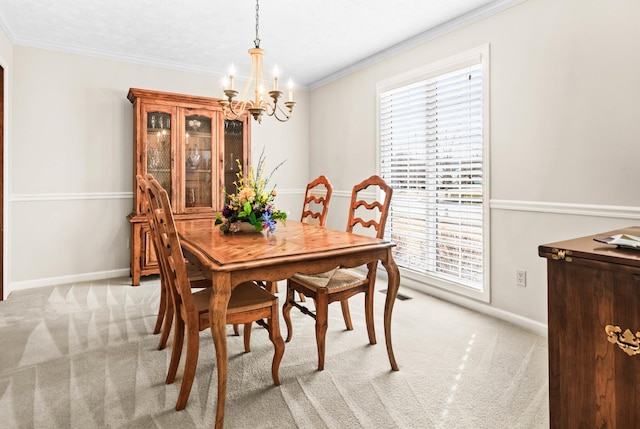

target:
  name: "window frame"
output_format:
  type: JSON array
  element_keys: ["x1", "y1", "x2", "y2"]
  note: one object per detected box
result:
[{"x1": 376, "y1": 44, "x2": 491, "y2": 302}]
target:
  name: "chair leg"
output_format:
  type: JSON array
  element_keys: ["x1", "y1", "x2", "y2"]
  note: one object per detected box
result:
[
  {"x1": 154, "y1": 278, "x2": 167, "y2": 334},
  {"x1": 158, "y1": 293, "x2": 175, "y2": 350},
  {"x1": 166, "y1": 315, "x2": 184, "y2": 384},
  {"x1": 364, "y1": 289, "x2": 377, "y2": 345},
  {"x1": 283, "y1": 283, "x2": 295, "y2": 343},
  {"x1": 267, "y1": 304, "x2": 284, "y2": 385},
  {"x1": 233, "y1": 324, "x2": 240, "y2": 336},
  {"x1": 266, "y1": 281, "x2": 278, "y2": 294},
  {"x1": 243, "y1": 322, "x2": 252, "y2": 352},
  {"x1": 340, "y1": 299, "x2": 354, "y2": 331},
  {"x1": 298, "y1": 292, "x2": 306, "y2": 302},
  {"x1": 315, "y1": 293, "x2": 329, "y2": 371},
  {"x1": 175, "y1": 323, "x2": 200, "y2": 411}
]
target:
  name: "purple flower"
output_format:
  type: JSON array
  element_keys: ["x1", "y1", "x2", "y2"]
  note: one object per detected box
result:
[{"x1": 261, "y1": 212, "x2": 276, "y2": 233}]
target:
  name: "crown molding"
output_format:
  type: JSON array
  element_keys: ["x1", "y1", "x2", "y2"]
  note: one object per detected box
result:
[
  {"x1": 16, "y1": 36, "x2": 222, "y2": 77},
  {"x1": 308, "y1": 0, "x2": 526, "y2": 89},
  {"x1": 0, "y1": 7, "x2": 16, "y2": 42}
]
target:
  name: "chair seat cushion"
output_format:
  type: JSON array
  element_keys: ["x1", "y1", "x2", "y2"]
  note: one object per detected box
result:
[
  {"x1": 192, "y1": 281, "x2": 277, "y2": 315},
  {"x1": 228, "y1": 281, "x2": 278, "y2": 313},
  {"x1": 292, "y1": 268, "x2": 366, "y2": 293}
]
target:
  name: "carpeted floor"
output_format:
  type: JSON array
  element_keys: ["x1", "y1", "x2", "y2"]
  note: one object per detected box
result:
[{"x1": 0, "y1": 277, "x2": 549, "y2": 428}]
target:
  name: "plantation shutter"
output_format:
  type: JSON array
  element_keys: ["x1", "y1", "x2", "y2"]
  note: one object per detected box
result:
[{"x1": 379, "y1": 63, "x2": 484, "y2": 290}]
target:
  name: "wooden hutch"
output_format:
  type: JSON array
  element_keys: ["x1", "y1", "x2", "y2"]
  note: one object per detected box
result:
[{"x1": 127, "y1": 88, "x2": 250, "y2": 285}]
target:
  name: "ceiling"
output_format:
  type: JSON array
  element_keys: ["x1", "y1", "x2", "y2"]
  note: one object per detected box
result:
[{"x1": 0, "y1": 0, "x2": 512, "y2": 89}]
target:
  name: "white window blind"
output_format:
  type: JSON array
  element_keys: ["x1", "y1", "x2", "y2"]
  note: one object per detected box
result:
[{"x1": 379, "y1": 62, "x2": 485, "y2": 292}]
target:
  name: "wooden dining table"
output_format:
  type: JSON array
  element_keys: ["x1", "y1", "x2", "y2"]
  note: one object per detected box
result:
[{"x1": 175, "y1": 218, "x2": 401, "y2": 429}]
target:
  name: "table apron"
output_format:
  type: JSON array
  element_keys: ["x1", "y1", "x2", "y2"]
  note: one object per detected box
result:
[{"x1": 183, "y1": 246, "x2": 392, "y2": 287}]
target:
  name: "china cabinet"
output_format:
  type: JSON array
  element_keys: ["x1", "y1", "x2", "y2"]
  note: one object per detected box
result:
[{"x1": 127, "y1": 88, "x2": 250, "y2": 285}]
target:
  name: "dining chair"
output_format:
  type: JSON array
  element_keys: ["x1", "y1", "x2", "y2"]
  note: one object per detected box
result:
[
  {"x1": 300, "y1": 175, "x2": 333, "y2": 226},
  {"x1": 136, "y1": 175, "x2": 213, "y2": 350},
  {"x1": 282, "y1": 175, "x2": 392, "y2": 370},
  {"x1": 263, "y1": 175, "x2": 333, "y2": 299},
  {"x1": 144, "y1": 175, "x2": 285, "y2": 410},
  {"x1": 140, "y1": 174, "x2": 247, "y2": 347}
]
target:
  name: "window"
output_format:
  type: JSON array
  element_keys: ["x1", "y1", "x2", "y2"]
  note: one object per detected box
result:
[{"x1": 377, "y1": 46, "x2": 490, "y2": 301}]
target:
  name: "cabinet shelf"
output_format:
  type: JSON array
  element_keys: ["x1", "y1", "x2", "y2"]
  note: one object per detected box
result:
[{"x1": 185, "y1": 130, "x2": 210, "y2": 138}]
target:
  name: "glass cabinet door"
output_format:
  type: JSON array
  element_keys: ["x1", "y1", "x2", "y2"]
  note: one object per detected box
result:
[
  {"x1": 183, "y1": 111, "x2": 215, "y2": 210},
  {"x1": 223, "y1": 120, "x2": 245, "y2": 196},
  {"x1": 144, "y1": 107, "x2": 173, "y2": 201}
]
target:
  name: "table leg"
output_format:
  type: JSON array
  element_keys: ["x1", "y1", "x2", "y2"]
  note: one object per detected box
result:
[
  {"x1": 382, "y1": 250, "x2": 400, "y2": 371},
  {"x1": 210, "y1": 273, "x2": 231, "y2": 429}
]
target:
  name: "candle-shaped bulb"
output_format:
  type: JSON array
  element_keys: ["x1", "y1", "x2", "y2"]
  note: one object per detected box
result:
[
  {"x1": 288, "y1": 79, "x2": 294, "y2": 102},
  {"x1": 273, "y1": 65, "x2": 279, "y2": 91},
  {"x1": 228, "y1": 64, "x2": 235, "y2": 90}
]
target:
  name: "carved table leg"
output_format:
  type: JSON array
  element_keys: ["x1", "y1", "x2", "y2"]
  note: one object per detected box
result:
[
  {"x1": 210, "y1": 273, "x2": 231, "y2": 429},
  {"x1": 383, "y1": 250, "x2": 400, "y2": 371}
]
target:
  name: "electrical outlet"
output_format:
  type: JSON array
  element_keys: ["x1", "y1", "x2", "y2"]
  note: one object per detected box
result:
[{"x1": 516, "y1": 270, "x2": 527, "y2": 287}]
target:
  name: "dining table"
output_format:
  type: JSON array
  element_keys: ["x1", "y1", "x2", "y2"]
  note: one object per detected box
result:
[{"x1": 175, "y1": 218, "x2": 401, "y2": 429}]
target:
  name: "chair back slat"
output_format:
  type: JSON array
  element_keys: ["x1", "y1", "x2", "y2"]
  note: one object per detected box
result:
[
  {"x1": 347, "y1": 175, "x2": 393, "y2": 239},
  {"x1": 300, "y1": 175, "x2": 333, "y2": 226},
  {"x1": 137, "y1": 174, "x2": 170, "y2": 286},
  {"x1": 145, "y1": 175, "x2": 196, "y2": 314}
]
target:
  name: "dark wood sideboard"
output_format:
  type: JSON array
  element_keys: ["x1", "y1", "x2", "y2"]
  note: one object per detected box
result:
[{"x1": 539, "y1": 226, "x2": 640, "y2": 428}]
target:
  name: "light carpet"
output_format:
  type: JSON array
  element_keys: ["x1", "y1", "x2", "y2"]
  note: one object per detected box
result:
[{"x1": 0, "y1": 277, "x2": 549, "y2": 428}]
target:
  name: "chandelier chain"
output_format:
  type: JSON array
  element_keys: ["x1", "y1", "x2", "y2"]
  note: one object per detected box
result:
[{"x1": 254, "y1": 0, "x2": 261, "y2": 48}]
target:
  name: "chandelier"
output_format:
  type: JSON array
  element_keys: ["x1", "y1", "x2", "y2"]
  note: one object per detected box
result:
[{"x1": 219, "y1": 0, "x2": 296, "y2": 123}]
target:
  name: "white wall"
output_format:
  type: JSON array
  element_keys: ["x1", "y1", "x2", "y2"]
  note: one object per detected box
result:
[
  {"x1": 309, "y1": 0, "x2": 640, "y2": 329},
  {"x1": 8, "y1": 47, "x2": 309, "y2": 295}
]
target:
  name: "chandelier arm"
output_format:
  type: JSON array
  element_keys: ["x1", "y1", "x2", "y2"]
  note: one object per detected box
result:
[
  {"x1": 228, "y1": 101, "x2": 245, "y2": 117},
  {"x1": 223, "y1": 99, "x2": 250, "y2": 120},
  {"x1": 265, "y1": 102, "x2": 292, "y2": 122},
  {"x1": 222, "y1": 106, "x2": 241, "y2": 121}
]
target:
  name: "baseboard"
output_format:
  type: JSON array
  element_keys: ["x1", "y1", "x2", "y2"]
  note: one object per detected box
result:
[
  {"x1": 8, "y1": 269, "x2": 132, "y2": 295},
  {"x1": 375, "y1": 267, "x2": 548, "y2": 338},
  {"x1": 403, "y1": 279, "x2": 548, "y2": 337}
]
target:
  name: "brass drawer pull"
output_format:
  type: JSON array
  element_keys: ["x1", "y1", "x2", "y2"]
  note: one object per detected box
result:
[
  {"x1": 605, "y1": 325, "x2": 640, "y2": 356},
  {"x1": 550, "y1": 248, "x2": 572, "y2": 262}
]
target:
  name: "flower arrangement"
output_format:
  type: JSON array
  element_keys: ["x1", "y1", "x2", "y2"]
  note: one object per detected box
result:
[{"x1": 215, "y1": 150, "x2": 287, "y2": 233}]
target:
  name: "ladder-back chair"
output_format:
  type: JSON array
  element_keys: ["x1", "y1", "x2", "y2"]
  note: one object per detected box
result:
[
  {"x1": 282, "y1": 175, "x2": 392, "y2": 370},
  {"x1": 136, "y1": 175, "x2": 211, "y2": 350},
  {"x1": 144, "y1": 175, "x2": 285, "y2": 410}
]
